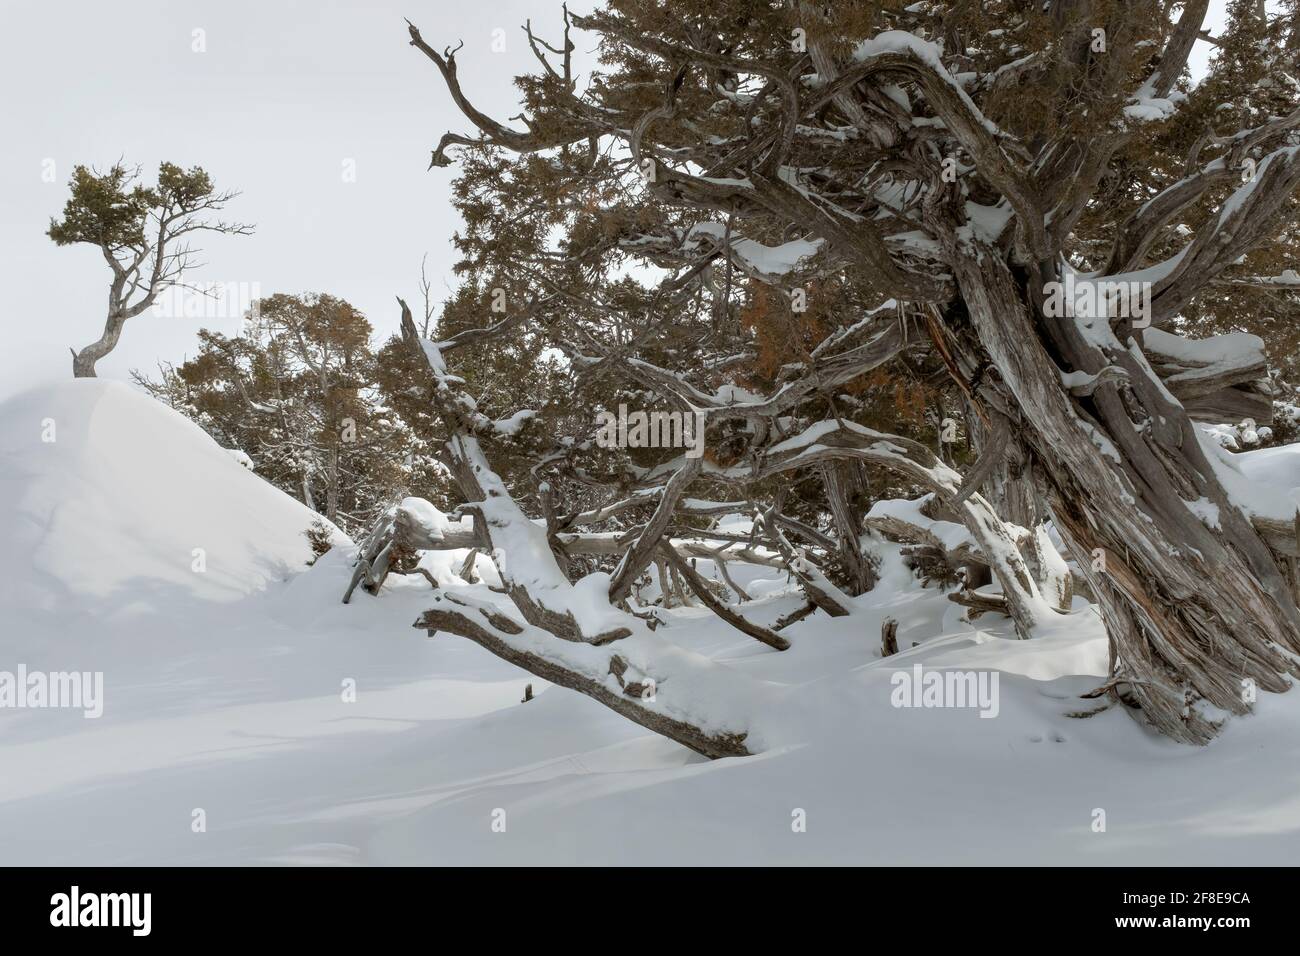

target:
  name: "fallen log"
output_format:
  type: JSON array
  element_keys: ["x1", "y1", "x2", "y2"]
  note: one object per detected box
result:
[{"x1": 658, "y1": 543, "x2": 790, "y2": 651}]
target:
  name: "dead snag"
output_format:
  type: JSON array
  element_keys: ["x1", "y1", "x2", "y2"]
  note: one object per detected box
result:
[
  {"x1": 881, "y1": 617, "x2": 899, "y2": 657},
  {"x1": 659, "y1": 543, "x2": 790, "y2": 651}
]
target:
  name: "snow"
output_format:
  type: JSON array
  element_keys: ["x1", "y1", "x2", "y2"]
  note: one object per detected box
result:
[
  {"x1": 1060, "y1": 369, "x2": 1100, "y2": 389},
  {"x1": 1184, "y1": 496, "x2": 1222, "y2": 531},
  {"x1": 400, "y1": 497, "x2": 465, "y2": 542},
  {"x1": 959, "y1": 200, "x2": 1014, "y2": 244},
  {"x1": 853, "y1": 31, "x2": 1006, "y2": 138},
  {"x1": 1230, "y1": 441, "x2": 1300, "y2": 518},
  {"x1": 0, "y1": 380, "x2": 345, "y2": 614},
  {"x1": 1142, "y1": 326, "x2": 1264, "y2": 366},
  {"x1": 225, "y1": 448, "x2": 255, "y2": 471},
  {"x1": 1198, "y1": 431, "x2": 1300, "y2": 522},
  {"x1": 1201, "y1": 419, "x2": 1269, "y2": 452},
  {"x1": 7, "y1": 381, "x2": 1300, "y2": 864},
  {"x1": 686, "y1": 222, "x2": 823, "y2": 278},
  {"x1": 1123, "y1": 99, "x2": 1176, "y2": 123},
  {"x1": 1215, "y1": 146, "x2": 1300, "y2": 228},
  {"x1": 492, "y1": 409, "x2": 537, "y2": 437},
  {"x1": 1123, "y1": 76, "x2": 1178, "y2": 124},
  {"x1": 867, "y1": 494, "x2": 975, "y2": 552}
]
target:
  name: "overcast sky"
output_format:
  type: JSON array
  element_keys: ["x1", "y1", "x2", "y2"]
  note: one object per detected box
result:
[
  {"x1": 0, "y1": 1, "x2": 1226, "y2": 399},
  {"x1": 0, "y1": 0, "x2": 599, "y2": 397}
]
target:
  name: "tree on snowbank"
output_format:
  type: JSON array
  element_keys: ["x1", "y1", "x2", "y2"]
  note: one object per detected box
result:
[{"x1": 48, "y1": 161, "x2": 251, "y2": 378}]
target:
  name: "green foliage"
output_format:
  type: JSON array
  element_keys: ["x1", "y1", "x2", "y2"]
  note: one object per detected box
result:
[
  {"x1": 47, "y1": 164, "x2": 155, "y2": 250},
  {"x1": 304, "y1": 519, "x2": 335, "y2": 565},
  {"x1": 48, "y1": 161, "x2": 221, "y2": 250}
]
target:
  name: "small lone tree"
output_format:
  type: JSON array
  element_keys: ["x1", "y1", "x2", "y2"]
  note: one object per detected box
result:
[{"x1": 48, "y1": 161, "x2": 252, "y2": 377}]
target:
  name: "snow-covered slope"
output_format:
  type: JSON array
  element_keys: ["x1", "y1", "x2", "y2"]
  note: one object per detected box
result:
[
  {"x1": 1236, "y1": 441, "x2": 1300, "y2": 509},
  {"x1": 0, "y1": 380, "x2": 340, "y2": 616},
  {"x1": 3, "y1": 382, "x2": 1300, "y2": 865}
]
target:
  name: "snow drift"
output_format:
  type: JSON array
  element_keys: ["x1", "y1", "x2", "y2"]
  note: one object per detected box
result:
[
  {"x1": 0, "y1": 379, "x2": 341, "y2": 616},
  {"x1": 2, "y1": 380, "x2": 1300, "y2": 864}
]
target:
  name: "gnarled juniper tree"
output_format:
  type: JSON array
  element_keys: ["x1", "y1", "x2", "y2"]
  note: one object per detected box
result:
[
  {"x1": 49, "y1": 161, "x2": 251, "y2": 378},
  {"x1": 390, "y1": 0, "x2": 1300, "y2": 746}
]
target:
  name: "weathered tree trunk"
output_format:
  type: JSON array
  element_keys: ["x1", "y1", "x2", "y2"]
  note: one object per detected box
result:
[
  {"x1": 326, "y1": 446, "x2": 340, "y2": 524},
  {"x1": 71, "y1": 313, "x2": 127, "y2": 378},
  {"x1": 881, "y1": 617, "x2": 899, "y2": 657},
  {"x1": 967, "y1": 408, "x2": 1037, "y2": 530},
  {"x1": 950, "y1": 247, "x2": 1300, "y2": 742},
  {"x1": 821, "y1": 460, "x2": 878, "y2": 595},
  {"x1": 393, "y1": 299, "x2": 758, "y2": 758},
  {"x1": 964, "y1": 410, "x2": 1071, "y2": 611},
  {"x1": 417, "y1": 593, "x2": 750, "y2": 758}
]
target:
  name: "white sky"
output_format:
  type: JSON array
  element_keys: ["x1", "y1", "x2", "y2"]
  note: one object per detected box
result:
[
  {"x1": 0, "y1": 0, "x2": 597, "y2": 396},
  {"x1": 0, "y1": 1, "x2": 1228, "y2": 399}
]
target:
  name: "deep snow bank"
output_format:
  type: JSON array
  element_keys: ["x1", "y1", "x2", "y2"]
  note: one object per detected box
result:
[
  {"x1": 3, "y1": 378, "x2": 1300, "y2": 865},
  {"x1": 1235, "y1": 441, "x2": 1300, "y2": 510},
  {"x1": 0, "y1": 379, "x2": 342, "y2": 614}
]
